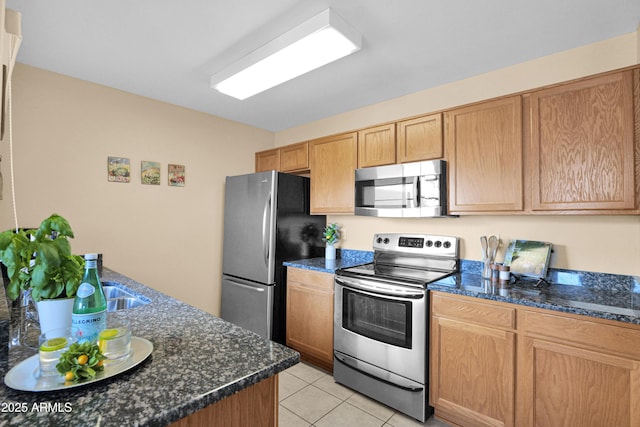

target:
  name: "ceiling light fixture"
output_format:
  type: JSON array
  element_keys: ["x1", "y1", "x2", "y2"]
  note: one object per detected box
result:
[{"x1": 210, "y1": 9, "x2": 361, "y2": 100}]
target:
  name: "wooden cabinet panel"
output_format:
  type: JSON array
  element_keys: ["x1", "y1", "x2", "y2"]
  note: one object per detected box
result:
[
  {"x1": 358, "y1": 123, "x2": 396, "y2": 167},
  {"x1": 286, "y1": 268, "x2": 334, "y2": 372},
  {"x1": 255, "y1": 149, "x2": 280, "y2": 172},
  {"x1": 280, "y1": 142, "x2": 309, "y2": 172},
  {"x1": 431, "y1": 316, "x2": 516, "y2": 427},
  {"x1": 446, "y1": 96, "x2": 524, "y2": 213},
  {"x1": 431, "y1": 292, "x2": 516, "y2": 330},
  {"x1": 519, "y1": 337, "x2": 640, "y2": 427},
  {"x1": 397, "y1": 113, "x2": 443, "y2": 162},
  {"x1": 309, "y1": 132, "x2": 358, "y2": 214},
  {"x1": 170, "y1": 375, "x2": 277, "y2": 427},
  {"x1": 522, "y1": 310, "x2": 640, "y2": 359},
  {"x1": 529, "y1": 71, "x2": 635, "y2": 211}
]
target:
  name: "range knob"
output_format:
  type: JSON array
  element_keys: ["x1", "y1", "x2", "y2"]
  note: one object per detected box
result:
[
  {"x1": 376, "y1": 237, "x2": 383, "y2": 244},
  {"x1": 425, "y1": 240, "x2": 433, "y2": 247},
  {"x1": 383, "y1": 238, "x2": 390, "y2": 244},
  {"x1": 434, "y1": 240, "x2": 442, "y2": 248},
  {"x1": 443, "y1": 241, "x2": 452, "y2": 249}
]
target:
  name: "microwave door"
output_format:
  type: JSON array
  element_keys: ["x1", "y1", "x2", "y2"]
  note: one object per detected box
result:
[
  {"x1": 418, "y1": 175, "x2": 444, "y2": 216},
  {"x1": 355, "y1": 176, "x2": 420, "y2": 217}
]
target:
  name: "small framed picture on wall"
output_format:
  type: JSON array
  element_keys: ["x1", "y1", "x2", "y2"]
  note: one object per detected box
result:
[
  {"x1": 141, "y1": 161, "x2": 161, "y2": 185},
  {"x1": 168, "y1": 164, "x2": 185, "y2": 187},
  {"x1": 107, "y1": 157, "x2": 130, "y2": 183}
]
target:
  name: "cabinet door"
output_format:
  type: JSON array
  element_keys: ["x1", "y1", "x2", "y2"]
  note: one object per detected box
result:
[
  {"x1": 431, "y1": 293, "x2": 516, "y2": 427},
  {"x1": 358, "y1": 124, "x2": 396, "y2": 167},
  {"x1": 431, "y1": 316, "x2": 516, "y2": 427},
  {"x1": 519, "y1": 309, "x2": 640, "y2": 427},
  {"x1": 529, "y1": 71, "x2": 635, "y2": 211},
  {"x1": 255, "y1": 149, "x2": 280, "y2": 172},
  {"x1": 310, "y1": 132, "x2": 358, "y2": 214},
  {"x1": 280, "y1": 142, "x2": 309, "y2": 172},
  {"x1": 519, "y1": 338, "x2": 640, "y2": 427},
  {"x1": 286, "y1": 268, "x2": 334, "y2": 372},
  {"x1": 446, "y1": 96, "x2": 523, "y2": 213},
  {"x1": 397, "y1": 113, "x2": 443, "y2": 162}
]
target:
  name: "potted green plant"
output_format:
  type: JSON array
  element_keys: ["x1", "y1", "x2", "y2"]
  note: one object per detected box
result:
[
  {"x1": 322, "y1": 223, "x2": 341, "y2": 260},
  {"x1": 0, "y1": 214, "x2": 84, "y2": 332}
]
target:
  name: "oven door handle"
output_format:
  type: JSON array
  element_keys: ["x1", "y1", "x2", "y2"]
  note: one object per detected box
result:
[
  {"x1": 334, "y1": 352, "x2": 424, "y2": 392},
  {"x1": 335, "y1": 277, "x2": 425, "y2": 299}
]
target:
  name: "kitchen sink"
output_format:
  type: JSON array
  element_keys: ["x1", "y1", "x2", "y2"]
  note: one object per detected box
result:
[
  {"x1": 102, "y1": 282, "x2": 151, "y2": 312},
  {"x1": 107, "y1": 297, "x2": 147, "y2": 311}
]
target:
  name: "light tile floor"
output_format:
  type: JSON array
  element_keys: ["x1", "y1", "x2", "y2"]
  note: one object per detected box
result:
[{"x1": 279, "y1": 362, "x2": 451, "y2": 427}]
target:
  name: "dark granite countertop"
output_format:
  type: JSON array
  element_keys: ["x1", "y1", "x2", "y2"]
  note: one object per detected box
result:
[
  {"x1": 429, "y1": 260, "x2": 640, "y2": 325},
  {"x1": 283, "y1": 249, "x2": 373, "y2": 273},
  {"x1": 0, "y1": 268, "x2": 299, "y2": 426}
]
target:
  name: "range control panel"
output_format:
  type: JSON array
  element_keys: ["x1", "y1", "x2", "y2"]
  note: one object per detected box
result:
[{"x1": 373, "y1": 233, "x2": 459, "y2": 258}]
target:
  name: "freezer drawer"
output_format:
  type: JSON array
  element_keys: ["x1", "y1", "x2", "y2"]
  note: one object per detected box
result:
[{"x1": 220, "y1": 275, "x2": 274, "y2": 340}]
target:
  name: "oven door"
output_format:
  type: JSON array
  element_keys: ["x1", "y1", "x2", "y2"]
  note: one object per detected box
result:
[{"x1": 334, "y1": 275, "x2": 427, "y2": 384}]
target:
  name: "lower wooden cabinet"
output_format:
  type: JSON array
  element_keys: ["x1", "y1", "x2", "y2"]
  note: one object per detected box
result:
[
  {"x1": 431, "y1": 292, "x2": 516, "y2": 427},
  {"x1": 430, "y1": 291, "x2": 640, "y2": 427},
  {"x1": 169, "y1": 375, "x2": 278, "y2": 427},
  {"x1": 518, "y1": 310, "x2": 640, "y2": 427},
  {"x1": 286, "y1": 268, "x2": 334, "y2": 372}
]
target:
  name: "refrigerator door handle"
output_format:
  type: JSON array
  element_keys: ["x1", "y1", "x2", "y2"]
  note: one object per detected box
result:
[
  {"x1": 262, "y1": 194, "x2": 271, "y2": 267},
  {"x1": 225, "y1": 278, "x2": 266, "y2": 293}
]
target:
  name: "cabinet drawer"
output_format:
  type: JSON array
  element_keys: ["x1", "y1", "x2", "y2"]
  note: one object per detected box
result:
[
  {"x1": 522, "y1": 309, "x2": 640, "y2": 359},
  {"x1": 287, "y1": 268, "x2": 334, "y2": 293},
  {"x1": 431, "y1": 292, "x2": 516, "y2": 330}
]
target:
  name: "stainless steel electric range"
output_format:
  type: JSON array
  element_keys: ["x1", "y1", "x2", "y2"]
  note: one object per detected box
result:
[{"x1": 333, "y1": 233, "x2": 460, "y2": 422}]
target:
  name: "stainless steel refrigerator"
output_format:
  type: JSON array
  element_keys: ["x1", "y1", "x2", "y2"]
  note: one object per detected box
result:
[{"x1": 220, "y1": 171, "x2": 326, "y2": 344}]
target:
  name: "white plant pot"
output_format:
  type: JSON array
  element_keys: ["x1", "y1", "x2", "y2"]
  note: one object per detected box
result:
[
  {"x1": 36, "y1": 298, "x2": 74, "y2": 335},
  {"x1": 325, "y1": 244, "x2": 336, "y2": 260}
]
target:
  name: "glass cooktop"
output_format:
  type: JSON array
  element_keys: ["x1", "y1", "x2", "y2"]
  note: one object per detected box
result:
[{"x1": 338, "y1": 262, "x2": 454, "y2": 287}]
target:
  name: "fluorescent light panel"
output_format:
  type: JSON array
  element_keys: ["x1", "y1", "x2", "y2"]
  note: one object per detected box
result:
[{"x1": 211, "y1": 9, "x2": 361, "y2": 100}]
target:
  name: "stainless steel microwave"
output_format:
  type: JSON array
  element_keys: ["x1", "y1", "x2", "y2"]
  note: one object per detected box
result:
[{"x1": 354, "y1": 160, "x2": 450, "y2": 217}]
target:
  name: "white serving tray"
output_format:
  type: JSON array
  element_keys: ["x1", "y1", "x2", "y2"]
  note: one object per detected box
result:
[{"x1": 4, "y1": 336, "x2": 153, "y2": 392}]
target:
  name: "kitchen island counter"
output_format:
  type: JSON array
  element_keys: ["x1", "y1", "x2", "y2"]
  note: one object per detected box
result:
[{"x1": 0, "y1": 268, "x2": 298, "y2": 426}]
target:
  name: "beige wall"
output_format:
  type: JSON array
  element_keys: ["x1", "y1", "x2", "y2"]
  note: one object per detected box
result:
[
  {"x1": 0, "y1": 64, "x2": 274, "y2": 315},
  {"x1": 275, "y1": 31, "x2": 640, "y2": 276}
]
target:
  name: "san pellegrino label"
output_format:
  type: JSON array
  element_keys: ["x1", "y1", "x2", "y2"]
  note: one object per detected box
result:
[{"x1": 72, "y1": 254, "x2": 107, "y2": 343}]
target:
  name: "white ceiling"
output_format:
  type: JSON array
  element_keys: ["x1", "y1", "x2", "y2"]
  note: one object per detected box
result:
[{"x1": 6, "y1": 0, "x2": 640, "y2": 132}]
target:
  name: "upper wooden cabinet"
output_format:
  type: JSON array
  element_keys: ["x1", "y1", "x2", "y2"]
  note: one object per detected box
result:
[
  {"x1": 310, "y1": 132, "x2": 358, "y2": 214},
  {"x1": 397, "y1": 113, "x2": 444, "y2": 163},
  {"x1": 255, "y1": 148, "x2": 280, "y2": 172},
  {"x1": 280, "y1": 142, "x2": 309, "y2": 172},
  {"x1": 255, "y1": 142, "x2": 309, "y2": 173},
  {"x1": 357, "y1": 124, "x2": 396, "y2": 167},
  {"x1": 529, "y1": 70, "x2": 636, "y2": 212},
  {"x1": 446, "y1": 96, "x2": 524, "y2": 213}
]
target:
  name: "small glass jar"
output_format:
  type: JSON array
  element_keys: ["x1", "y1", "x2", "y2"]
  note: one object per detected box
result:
[
  {"x1": 490, "y1": 263, "x2": 500, "y2": 282},
  {"x1": 499, "y1": 264, "x2": 511, "y2": 285}
]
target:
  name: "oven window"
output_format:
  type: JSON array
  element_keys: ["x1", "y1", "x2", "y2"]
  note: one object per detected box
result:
[{"x1": 342, "y1": 288, "x2": 412, "y2": 349}]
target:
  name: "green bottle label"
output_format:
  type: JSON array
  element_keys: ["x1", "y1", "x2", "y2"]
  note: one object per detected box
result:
[{"x1": 72, "y1": 311, "x2": 106, "y2": 343}]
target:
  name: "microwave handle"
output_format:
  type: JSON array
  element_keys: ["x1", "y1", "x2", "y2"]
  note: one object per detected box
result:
[{"x1": 413, "y1": 176, "x2": 420, "y2": 207}]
